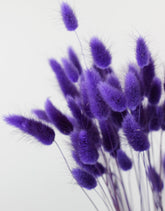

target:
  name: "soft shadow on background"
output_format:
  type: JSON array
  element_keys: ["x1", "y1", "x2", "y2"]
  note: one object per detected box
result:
[{"x1": 1, "y1": 0, "x2": 165, "y2": 210}]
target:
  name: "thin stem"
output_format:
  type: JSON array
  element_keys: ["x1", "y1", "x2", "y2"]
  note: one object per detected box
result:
[
  {"x1": 75, "y1": 31, "x2": 88, "y2": 69},
  {"x1": 115, "y1": 159, "x2": 131, "y2": 211},
  {"x1": 97, "y1": 179, "x2": 112, "y2": 209},
  {"x1": 94, "y1": 188, "x2": 112, "y2": 211},
  {"x1": 54, "y1": 141, "x2": 99, "y2": 211}
]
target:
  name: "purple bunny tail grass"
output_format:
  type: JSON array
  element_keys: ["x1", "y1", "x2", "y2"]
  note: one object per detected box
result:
[
  {"x1": 122, "y1": 113, "x2": 150, "y2": 151},
  {"x1": 72, "y1": 168, "x2": 97, "y2": 190},
  {"x1": 85, "y1": 70, "x2": 109, "y2": 119},
  {"x1": 45, "y1": 99, "x2": 73, "y2": 135},
  {"x1": 67, "y1": 96, "x2": 92, "y2": 130},
  {"x1": 72, "y1": 151, "x2": 105, "y2": 177},
  {"x1": 98, "y1": 82, "x2": 126, "y2": 112},
  {"x1": 141, "y1": 58, "x2": 155, "y2": 96},
  {"x1": 5, "y1": 115, "x2": 55, "y2": 145},
  {"x1": 90, "y1": 37, "x2": 111, "y2": 69},
  {"x1": 99, "y1": 119, "x2": 120, "y2": 152},
  {"x1": 32, "y1": 109, "x2": 50, "y2": 122},
  {"x1": 148, "y1": 77, "x2": 162, "y2": 105},
  {"x1": 49, "y1": 59, "x2": 79, "y2": 98},
  {"x1": 78, "y1": 130, "x2": 99, "y2": 165},
  {"x1": 60, "y1": 2, "x2": 78, "y2": 31},
  {"x1": 79, "y1": 79, "x2": 93, "y2": 118},
  {"x1": 136, "y1": 37, "x2": 150, "y2": 68},
  {"x1": 62, "y1": 58, "x2": 79, "y2": 82},
  {"x1": 147, "y1": 166, "x2": 164, "y2": 192},
  {"x1": 68, "y1": 47, "x2": 82, "y2": 74},
  {"x1": 117, "y1": 149, "x2": 132, "y2": 171},
  {"x1": 107, "y1": 73, "x2": 122, "y2": 90},
  {"x1": 125, "y1": 71, "x2": 141, "y2": 110}
]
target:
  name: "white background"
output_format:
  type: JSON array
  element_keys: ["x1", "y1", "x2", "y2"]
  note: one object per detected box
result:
[{"x1": 1, "y1": 0, "x2": 165, "y2": 210}]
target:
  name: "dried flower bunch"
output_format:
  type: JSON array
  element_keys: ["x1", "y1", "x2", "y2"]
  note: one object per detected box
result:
[{"x1": 4, "y1": 2, "x2": 165, "y2": 211}]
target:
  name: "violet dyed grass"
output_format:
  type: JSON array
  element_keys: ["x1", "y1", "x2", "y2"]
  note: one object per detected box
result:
[{"x1": 4, "y1": 2, "x2": 165, "y2": 211}]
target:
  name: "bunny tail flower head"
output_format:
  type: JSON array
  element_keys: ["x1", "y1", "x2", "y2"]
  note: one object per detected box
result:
[
  {"x1": 60, "y1": 2, "x2": 78, "y2": 31},
  {"x1": 4, "y1": 2, "x2": 165, "y2": 211},
  {"x1": 72, "y1": 168, "x2": 97, "y2": 190},
  {"x1": 5, "y1": 115, "x2": 55, "y2": 145}
]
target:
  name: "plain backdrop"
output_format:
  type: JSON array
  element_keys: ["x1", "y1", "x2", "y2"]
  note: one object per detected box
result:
[{"x1": 1, "y1": 0, "x2": 165, "y2": 210}]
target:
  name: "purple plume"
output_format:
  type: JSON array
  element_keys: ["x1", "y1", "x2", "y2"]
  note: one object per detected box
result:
[
  {"x1": 32, "y1": 109, "x2": 50, "y2": 122},
  {"x1": 5, "y1": 115, "x2": 55, "y2": 145},
  {"x1": 98, "y1": 82, "x2": 126, "y2": 112},
  {"x1": 72, "y1": 151, "x2": 105, "y2": 177},
  {"x1": 136, "y1": 37, "x2": 150, "y2": 68},
  {"x1": 60, "y1": 2, "x2": 78, "y2": 31},
  {"x1": 67, "y1": 96, "x2": 92, "y2": 130},
  {"x1": 90, "y1": 37, "x2": 111, "y2": 69},
  {"x1": 117, "y1": 149, "x2": 132, "y2": 171},
  {"x1": 49, "y1": 59, "x2": 79, "y2": 98},
  {"x1": 68, "y1": 47, "x2": 82, "y2": 74},
  {"x1": 147, "y1": 166, "x2": 164, "y2": 192},
  {"x1": 72, "y1": 168, "x2": 97, "y2": 190},
  {"x1": 78, "y1": 130, "x2": 99, "y2": 165},
  {"x1": 122, "y1": 114, "x2": 150, "y2": 151},
  {"x1": 45, "y1": 99, "x2": 73, "y2": 135},
  {"x1": 62, "y1": 58, "x2": 79, "y2": 82},
  {"x1": 85, "y1": 70, "x2": 109, "y2": 119}
]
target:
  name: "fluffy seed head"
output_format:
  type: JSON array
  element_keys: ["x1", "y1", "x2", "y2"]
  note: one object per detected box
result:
[
  {"x1": 85, "y1": 70, "x2": 109, "y2": 119},
  {"x1": 72, "y1": 151, "x2": 105, "y2": 177},
  {"x1": 125, "y1": 71, "x2": 141, "y2": 110},
  {"x1": 136, "y1": 37, "x2": 150, "y2": 68},
  {"x1": 49, "y1": 59, "x2": 79, "y2": 98},
  {"x1": 45, "y1": 99, "x2": 73, "y2": 135},
  {"x1": 147, "y1": 166, "x2": 164, "y2": 192},
  {"x1": 5, "y1": 115, "x2": 55, "y2": 145},
  {"x1": 60, "y1": 2, "x2": 78, "y2": 31},
  {"x1": 117, "y1": 149, "x2": 132, "y2": 171},
  {"x1": 67, "y1": 96, "x2": 92, "y2": 130},
  {"x1": 78, "y1": 130, "x2": 99, "y2": 165},
  {"x1": 148, "y1": 77, "x2": 162, "y2": 105},
  {"x1": 68, "y1": 47, "x2": 82, "y2": 74},
  {"x1": 72, "y1": 168, "x2": 97, "y2": 189},
  {"x1": 90, "y1": 37, "x2": 111, "y2": 69},
  {"x1": 32, "y1": 109, "x2": 50, "y2": 122},
  {"x1": 122, "y1": 114, "x2": 150, "y2": 151},
  {"x1": 62, "y1": 58, "x2": 79, "y2": 82},
  {"x1": 98, "y1": 82, "x2": 126, "y2": 112}
]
